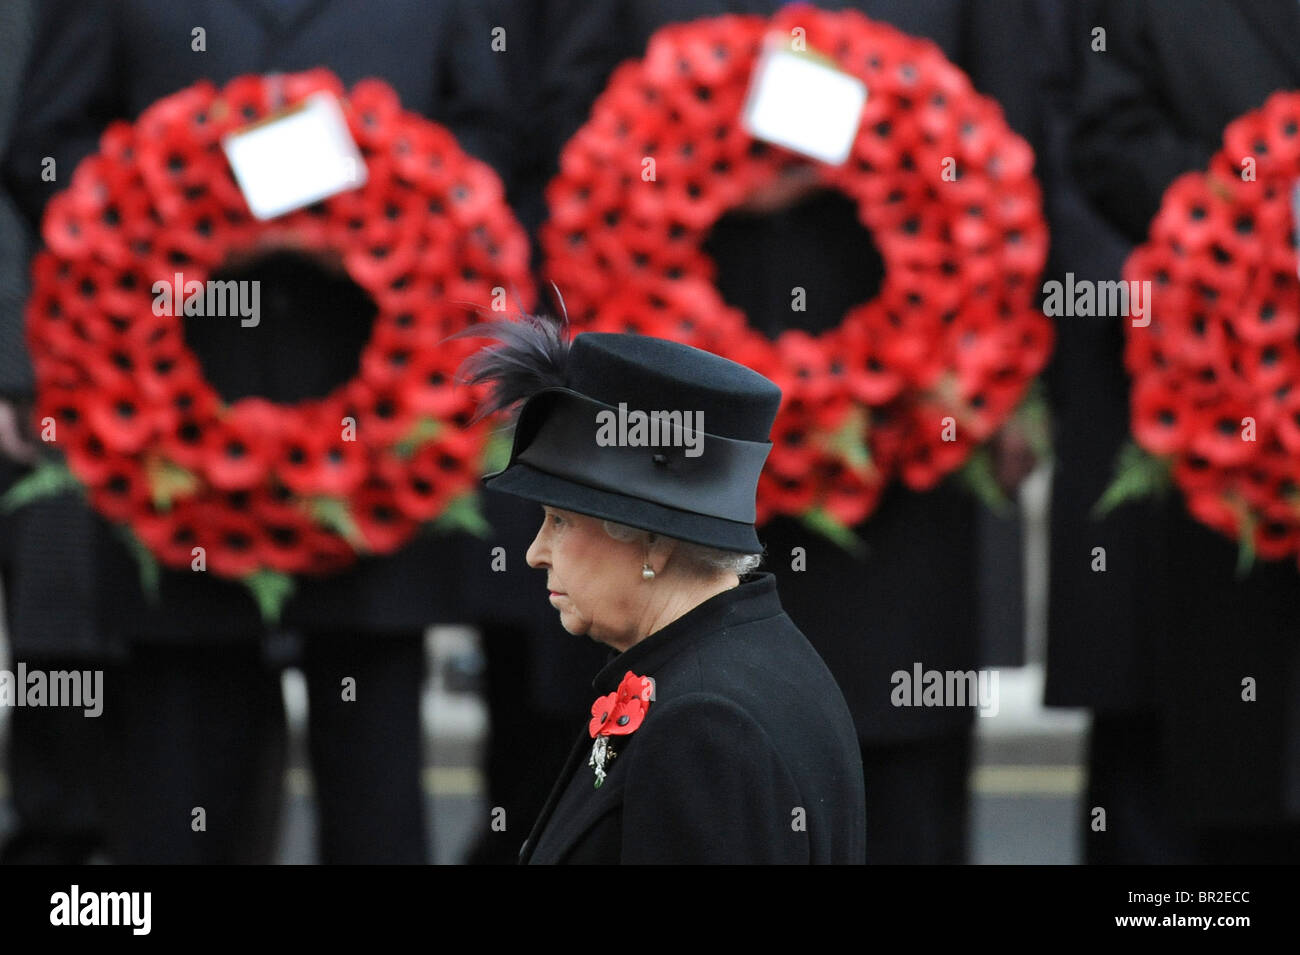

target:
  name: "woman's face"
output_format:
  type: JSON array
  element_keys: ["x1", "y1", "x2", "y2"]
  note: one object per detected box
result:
[{"x1": 525, "y1": 505, "x2": 647, "y2": 648}]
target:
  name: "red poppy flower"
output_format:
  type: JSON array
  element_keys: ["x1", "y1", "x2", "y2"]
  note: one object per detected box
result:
[
  {"x1": 88, "y1": 461, "x2": 151, "y2": 524},
  {"x1": 1131, "y1": 375, "x2": 1195, "y2": 456},
  {"x1": 758, "y1": 467, "x2": 818, "y2": 517},
  {"x1": 1251, "y1": 500, "x2": 1300, "y2": 561},
  {"x1": 767, "y1": 407, "x2": 819, "y2": 479},
  {"x1": 200, "y1": 507, "x2": 268, "y2": 578},
  {"x1": 384, "y1": 448, "x2": 452, "y2": 522},
  {"x1": 275, "y1": 413, "x2": 368, "y2": 498},
  {"x1": 64, "y1": 428, "x2": 119, "y2": 488},
  {"x1": 1184, "y1": 489, "x2": 1241, "y2": 540},
  {"x1": 351, "y1": 475, "x2": 418, "y2": 554},
  {"x1": 202, "y1": 403, "x2": 278, "y2": 491},
  {"x1": 1234, "y1": 284, "x2": 1300, "y2": 347},
  {"x1": 84, "y1": 378, "x2": 156, "y2": 454},
  {"x1": 1274, "y1": 389, "x2": 1300, "y2": 455},
  {"x1": 589, "y1": 671, "x2": 653, "y2": 738},
  {"x1": 820, "y1": 458, "x2": 885, "y2": 527},
  {"x1": 245, "y1": 488, "x2": 318, "y2": 575}
]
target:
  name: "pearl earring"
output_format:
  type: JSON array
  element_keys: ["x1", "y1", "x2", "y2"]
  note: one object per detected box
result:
[{"x1": 641, "y1": 563, "x2": 655, "y2": 580}]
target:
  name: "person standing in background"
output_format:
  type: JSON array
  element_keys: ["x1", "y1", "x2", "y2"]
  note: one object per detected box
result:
[
  {"x1": 1047, "y1": 0, "x2": 1300, "y2": 863},
  {"x1": 0, "y1": 0, "x2": 549, "y2": 863},
  {"x1": 0, "y1": 0, "x2": 123, "y2": 867}
]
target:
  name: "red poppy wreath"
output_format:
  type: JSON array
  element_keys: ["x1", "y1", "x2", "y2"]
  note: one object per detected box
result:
[
  {"x1": 1099, "y1": 90, "x2": 1300, "y2": 573},
  {"x1": 542, "y1": 4, "x2": 1052, "y2": 543},
  {"x1": 10, "y1": 69, "x2": 533, "y2": 619}
]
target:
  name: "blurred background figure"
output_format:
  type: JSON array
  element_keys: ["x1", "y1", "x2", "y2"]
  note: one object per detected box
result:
[
  {"x1": 0, "y1": 0, "x2": 581, "y2": 864},
  {"x1": 0, "y1": 0, "x2": 120, "y2": 867},
  {"x1": 508, "y1": 0, "x2": 1046, "y2": 863},
  {"x1": 1042, "y1": 0, "x2": 1300, "y2": 863}
]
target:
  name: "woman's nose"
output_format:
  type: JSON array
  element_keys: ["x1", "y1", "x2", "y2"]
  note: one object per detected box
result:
[{"x1": 525, "y1": 521, "x2": 548, "y2": 568}]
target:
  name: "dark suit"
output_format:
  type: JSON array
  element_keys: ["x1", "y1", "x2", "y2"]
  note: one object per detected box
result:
[
  {"x1": 517, "y1": 0, "x2": 1042, "y2": 863},
  {"x1": 0, "y1": 0, "x2": 119, "y2": 866},
  {"x1": 521, "y1": 572, "x2": 865, "y2": 864},
  {"x1": 0, "y1": 0, "x2": 531, "y2": 862},
  {"x1": 1047, "y1": 0, "x2": 1300, "y2": 860}
]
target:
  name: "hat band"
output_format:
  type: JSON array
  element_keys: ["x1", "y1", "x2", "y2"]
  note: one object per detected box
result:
[{"x1": 512, "y1": 391, "x2": 771, "y2": 525}]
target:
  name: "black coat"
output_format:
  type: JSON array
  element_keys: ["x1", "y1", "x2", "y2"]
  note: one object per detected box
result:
[
  {"x1": 1047, "y1": 0, "x2": 1300, "y2": 825},
  {"x1": 507, "y1": 0, "x2": 1042, "y2": 741},
  {"x1": 520, "y1": 572, "x2": 866, "y2": 864},
  {"x1": 0, "y1": 0, "x2": 539, "y2": 644}
]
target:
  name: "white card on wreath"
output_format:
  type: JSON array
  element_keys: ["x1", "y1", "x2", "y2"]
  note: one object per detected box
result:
[
  {"x1": 222, "y1": 91, "x2": 368, "y2": 221},
  {"x1": 740, "y1": 36, "x2": 867, "y2": 166}
]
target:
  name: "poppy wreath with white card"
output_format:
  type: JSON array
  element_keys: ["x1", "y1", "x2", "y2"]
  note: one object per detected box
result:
[
  {"x1": 13, "y1": 69, "x2": 532, "y2": 621},
  {"x1": 1099, "y1": 90, "x2": 1300, "y2": 572},
  {"x1": 542, "y1": 4, "x2": 1052, "y2": 545}
]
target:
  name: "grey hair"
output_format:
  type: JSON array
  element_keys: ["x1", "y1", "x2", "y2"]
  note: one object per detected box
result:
[{"x1": 601, "y1": 519, "x2": 764, "y2": 578}]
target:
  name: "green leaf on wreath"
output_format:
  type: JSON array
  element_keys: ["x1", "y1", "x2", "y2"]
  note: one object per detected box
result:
[
  {"x1": 1206, "y1": 175, "x2": 1235, "y2": 203},
  {"x1": 482, "y1": 429, "x2": 514, "y2": 475},
  {"x1": 146, "y1": 457, "x2": 200, "y2": 511},
  {"x1": 432, "y1": 491, "x2": 492, "y2": 539},
  {"x1": 822, "y1": 406, "x2": 873, "y2": 476},
  {"x1": 243, "y1": 569, "x2": 296, "y2": 626},
  {"x1": 306, "y1": 495, "x2": 368, "y2": 551},
  {"x1": 1090, "y1": 440, "x2": 1172, "y2": 519},
  {"x1": 0, "y1": 456, "x2": 84, "y2": 512},
  {"x1": 1229, "y1": 496, "x2": 1257, "y2": 580},
  {"x1": 1010, "y1": 378, "x2": 1054, "y2": 466},
  {"x1": 393, "y1": 416, "x2": 443, "y2": 459},
  {"x1": 114, "y1": 524, "x2": 160, "y2": 605},
  {"x1": 958, "y1": 445, "x2": 1014, "y2": 517},
  {"x1": 800, "y1": 506, "x2": 867, "y2": 559}
]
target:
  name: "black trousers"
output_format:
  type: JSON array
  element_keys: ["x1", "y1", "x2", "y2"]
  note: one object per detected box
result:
[
  {"x1": 861, "y1": 729, "x2": 973, "y2": 865},
  {"x1": 0, "y1": 656, "x2": 114, "y2": 864},
  {"x1": 99, "y1": 631, "x2": 427, "y2": 864},
  {"x1": 1085, "y1": 710, "x2": 1300, "y2": 864},
  {"x1": 467, "y1": 622, "x2": 604, "y2": 865}
]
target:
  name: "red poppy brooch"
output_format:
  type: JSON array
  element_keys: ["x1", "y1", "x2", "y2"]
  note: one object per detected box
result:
[{"x1": 587, "y1": 671, "x2": 655, "y2": 788}]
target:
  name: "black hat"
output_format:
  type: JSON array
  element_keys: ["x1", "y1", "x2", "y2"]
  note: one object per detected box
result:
[{"x1": 460, "y1": 316, "x2": 782, "y2": 553}]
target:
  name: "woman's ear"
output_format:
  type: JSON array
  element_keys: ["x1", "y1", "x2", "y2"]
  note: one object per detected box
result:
[{"x1": 646, "y1": 533, "x2": 677, "y2": 566}]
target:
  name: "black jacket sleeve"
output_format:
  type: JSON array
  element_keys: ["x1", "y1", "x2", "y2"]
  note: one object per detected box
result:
[
  {"x1": 2, "y1": 0, "x2": 124, "y2": 231},
  {"x1": 0, "y1": 0, "x2": 36, "y2": 397},
  {"x1": 1, "y1": 0, "x2": 123, "y2": 397}
]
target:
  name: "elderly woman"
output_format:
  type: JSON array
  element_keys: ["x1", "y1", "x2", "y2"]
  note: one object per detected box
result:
[{"x1": 460, "y1": 312, "x2": 865, "y2": 864}]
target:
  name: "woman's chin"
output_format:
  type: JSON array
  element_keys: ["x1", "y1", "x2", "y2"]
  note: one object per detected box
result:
[{"x1": 553, "y1": 609, "x2": 588, "y2": 638}]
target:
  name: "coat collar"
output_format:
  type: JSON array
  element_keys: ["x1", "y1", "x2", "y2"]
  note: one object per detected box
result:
[
  {"x1": 518, "y1": 571, "x2": 785, "y2": 863},
  {"x1": 589, "y1": 570, "x2": 784, "y2": 694},
  {"x1": 229, "y1": 0, "x2": 334, "y2": 36}
]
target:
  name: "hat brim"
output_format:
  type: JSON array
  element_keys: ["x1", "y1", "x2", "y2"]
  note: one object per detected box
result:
[{"x1": 483, "y1": 462, "x2": 762, "y2": 553}]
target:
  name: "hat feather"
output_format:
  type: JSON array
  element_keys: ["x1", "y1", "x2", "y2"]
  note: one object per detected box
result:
[{"x1": 452, "y1": 306, "x2": 571, "y2": 424}]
